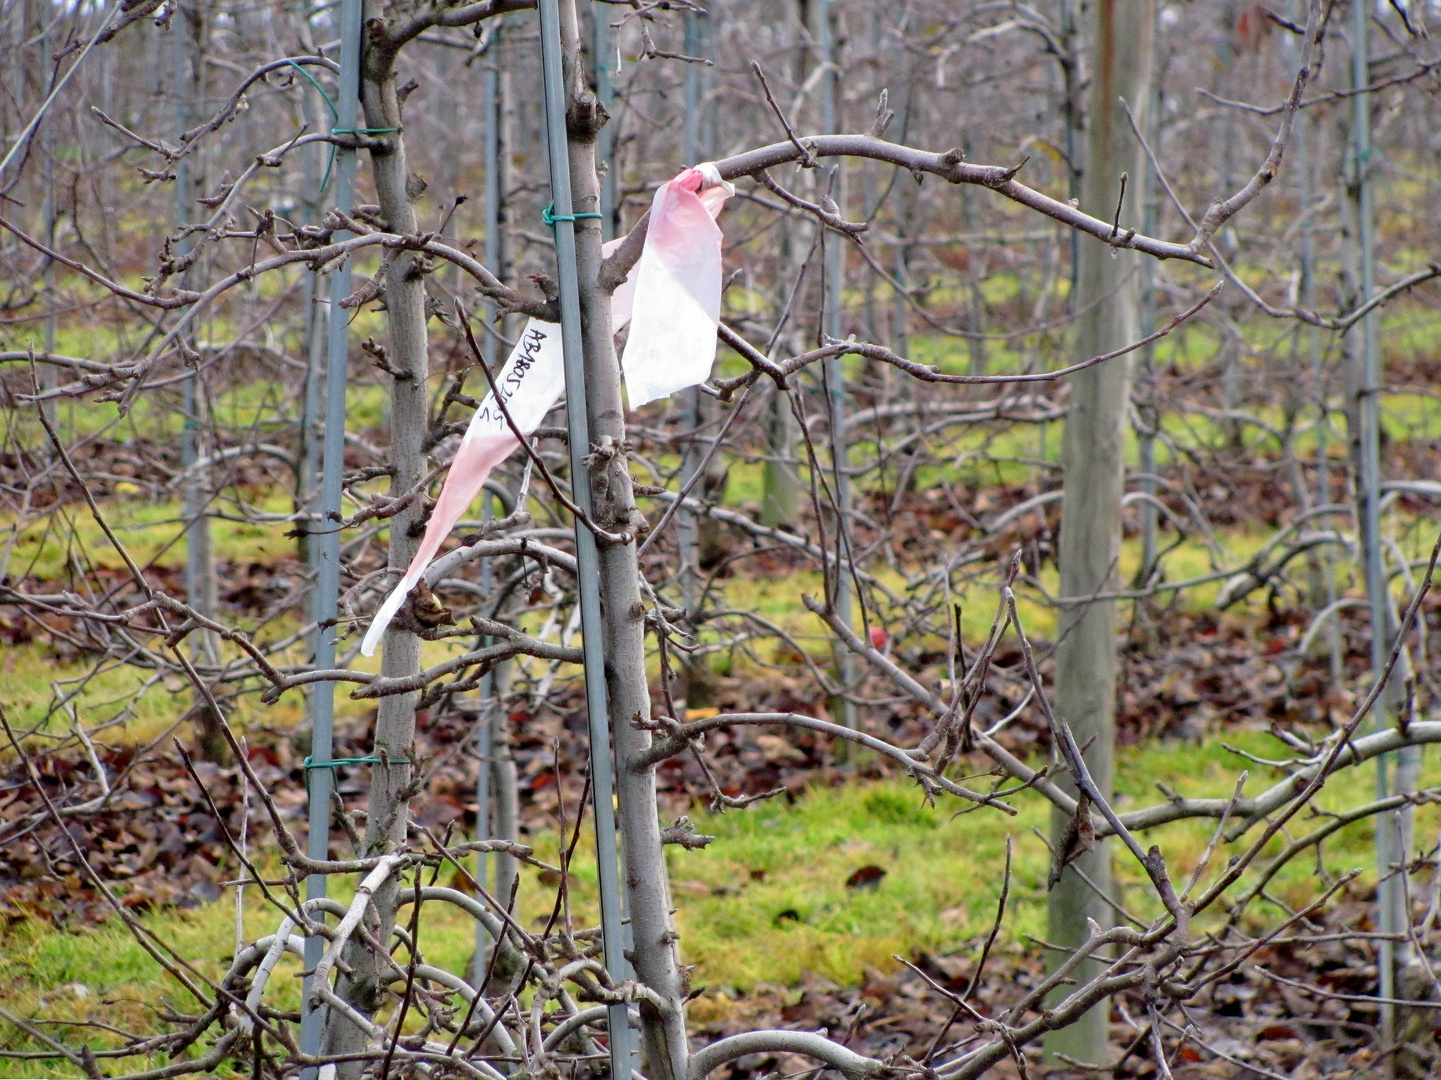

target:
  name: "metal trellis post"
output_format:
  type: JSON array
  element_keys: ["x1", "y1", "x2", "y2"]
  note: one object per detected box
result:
[
  {"x1": 299, "y1": 0, "x2": 363, "y2": 1071},
  {"x1": 174, "y1": 0, "x2": 215, "y2": 671},
  {"x1": 472, "y1": 18, "x2": 507, "y2": 983},
  {"x1": 484, "y1": 18, "x2": 506, "y2": 329},
  {"x1": 816, "y1": 0, "x2": 858, "y2": 734},
  {"x1": 41, "y1": 27, "x2": 56, "y2": 425},
  {"x1": 678, "y1": 6, "x2": 709, "y2": 643},
  {"x1": 473, "y1": 492, "x2": 496, "y2": 981},
  {"x1": 538, "y1": 2, "x2": 637, "y2": 1075},
  {"x1": 594, "y1": 1, "x2": 617, "y2": 238},
  {"x1": 297, "y1": 27, "x2": 328, "y2": 558},
  {"x1": 1352, "y1": 0, "x2": 1416, "y2": 1049}
]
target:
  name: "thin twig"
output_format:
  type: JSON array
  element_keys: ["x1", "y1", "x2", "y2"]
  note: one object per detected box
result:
[{"x1": 749, "y1": 61, "x2": 818, "y2": 168}]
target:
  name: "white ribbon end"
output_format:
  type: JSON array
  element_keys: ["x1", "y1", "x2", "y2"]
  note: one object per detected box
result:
[{"x1": 360, "y1": 585, "x2": 410, "y2": 657}]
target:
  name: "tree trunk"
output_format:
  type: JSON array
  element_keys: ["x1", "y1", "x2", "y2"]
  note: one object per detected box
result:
[
  {"x1": 1045, "y1": 0, "x2": 1154, "y2": 1067},
  {"x1": 325, "y1": 17, "x2": 429, "y2": 1072},
  {"x1": 473, "y1": 658, "x2": 522, "y2": 991},
  {"x1": 761, "y1": 385, "x2": 799, "y2": 528},
  {"x1": 174, "y1": 0, "x2": 225, "y2": 763},
  {"x1": 557, "y1": 2, "x2": 691, "y2": 1076}
]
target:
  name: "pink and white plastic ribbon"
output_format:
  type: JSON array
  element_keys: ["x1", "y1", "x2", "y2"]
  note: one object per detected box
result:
[
  {"x1": 618, "y1": 163, "x2": 733, "y2": 406},
  {"x1": 360, "y1": 164, "x2": 732, "y2": 656},
  {"x1": 360, "y1": 320, "x2": 565, "y2": 657}
]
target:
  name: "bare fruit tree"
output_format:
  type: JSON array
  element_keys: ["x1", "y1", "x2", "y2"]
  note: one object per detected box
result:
[{"x1": 2, "y1": 0, "x2": 1441, "y2": 1077}]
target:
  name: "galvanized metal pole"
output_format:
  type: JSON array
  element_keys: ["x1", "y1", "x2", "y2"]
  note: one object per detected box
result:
[
  {"x1": 473, "y1": 20, "x2": 506, "y2": 984},
  {"x1": 472, "y1": 510, "x2": 496, "y2": 981},
  {"x1": 815, "y1": 0, "x2": 858, "y2": 733},
  {"x1": 683, "y1": 9, "x2": 703, "y2": 167},
  {"x1": 537, "y1": 3, "x2": 636, "y2": 1074},
  {"x1": 678, "y1": 8, "x2": 707, "y2": 632},
  {"x1": 40, "y1": 26, "x2": 56, "y2": 428},
  {"x1": 593, "y1": 2, "x2": 617, "y2": 238},
  {"x1": 888, "y1": 7, "x2": 909, "y2": 362},
  {"x1": 483, "y1": 20, "x2": 505, "y2": 328},
  {"x1": 174, "y1": 0, "x2": 216, "y2": 666},
  {"x1": 1292, "y1": 1, "x2": 1342, "y2": 686},
  {"x1": 1136, "y1": 15, "x2": 1160, "y2": 583},
  {"x1": 1060, "y1": 0, "x2": 1080, "y2": 296},
  {"x1": 10, "y1": 3, "x2": 24, "y2": 138},
  {"x1": 1351, "y1": 0, "x2": 1414, "y2": 1049},
  {"x1": 300, "y1": 0, "x2": 362, "y2": 1070},
  {"x1": 297, "y1": 27, "x2": 327, "y2": 559}
]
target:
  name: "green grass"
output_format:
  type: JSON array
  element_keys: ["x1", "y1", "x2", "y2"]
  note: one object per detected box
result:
[
  {"x1": 670, "y1": 777, "x2": 1049, "y2": 988},
  {"x1": 0, "y1": 633, "x2": 325, "y2": 748},
  {"x1": 669, "y1": 728, "x2": 1439, "y2": 990},
  {"x1": 0, "y1": 497, "x2": 1385, "y2": 754},
  {"x1": 2, "y1": 492, "x2": 289, "y2": 583},
  {"x1": 3, "y1": 300, "x2": 1438, "y2": 1072},
  {"x1": 4, "y1": 724, "x2": 1429, "y2": 1076},
  {"x1": 3, "y1": 647, "x2": 186, "y2": 745},
  {"x1": 0, "y1": 896, "x2": 282, "y2": 1079}
]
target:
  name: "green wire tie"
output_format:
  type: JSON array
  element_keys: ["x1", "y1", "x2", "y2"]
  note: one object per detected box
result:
[
  {"x1": 275, "y1": 58, "x2": 406, "y2": 191},
  {"x1": 281, "y1": 60, "x2": 344, "y2": 194},
  {"x1": 303, "y1": 754, "x2": 410, "y2": 773},
  {"x1": 281, "y1": 60, "x2": 339, "y2": 123},
  {"x1": 303, "y1": 755, "x2": 409, "y2": 793},
  {"x1": 542, "y1": 202, "x2": 603, "y2": 229}
]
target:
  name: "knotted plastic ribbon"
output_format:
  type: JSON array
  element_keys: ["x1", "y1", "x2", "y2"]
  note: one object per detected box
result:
[
  {"x1": 360, "y1": 164, "x2": 731, "y2": 656},
  {"x1": 617, "y1": 163, "x2": 733, "y2": 406}
]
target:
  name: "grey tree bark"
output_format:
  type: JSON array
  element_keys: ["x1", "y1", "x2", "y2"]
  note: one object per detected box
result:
[
  {"x1": 557, "y1": 2, "x2": 692, "y2": 1076},
  {"x1": 1044, "y1": 0, "x2": 1154, "y2": 1067},
  {"x1": 174, "y1": 0, "x2": 224, "y2": 763},
  {"x1": 761, "y1": 370, "x2": 799, "y2": 528},
  {"x1": 489, "y1": 698, "x2": 520, "y2": 919}
]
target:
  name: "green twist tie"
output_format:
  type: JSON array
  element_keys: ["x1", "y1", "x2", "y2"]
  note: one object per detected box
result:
[
  {"x1": 281, "y1": 60, "x2": 346, "y2": 193},
  {"x1": 303, "y1": 754, "x2": 410, "y2": 773},
  {"x1": 318, "y1": 123, "x2": 400, "y2": 193},
  {"x1": 542, "y1": 202, "x2": 603, "y2": 229},
  {"x1": 281, "y1": 60, "x2": 339, "y2": 123}
]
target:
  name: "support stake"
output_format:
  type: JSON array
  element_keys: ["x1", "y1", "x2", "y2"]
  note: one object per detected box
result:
[
  {"x1": 1351, "y1": 0, "x2": 1416, "y2": 1052},
  {"x1": 538, "y1": 3, "x2": 637, "y2": 1075},
  {"x1": 814, "y1": 0, "x2": 858, "y2": 736},
  {"x1": 300, "y1": 0, "x2": 362, "y2": 1070}
]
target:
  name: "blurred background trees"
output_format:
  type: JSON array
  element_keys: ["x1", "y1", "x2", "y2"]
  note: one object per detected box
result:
[{"x1": 2, "y1": 0, "x2": 1440, "y2": 1074}]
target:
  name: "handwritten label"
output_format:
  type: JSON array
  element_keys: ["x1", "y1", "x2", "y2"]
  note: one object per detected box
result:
[{"x1": 466, "y1": 320, "x2": 565, "y2": 439}]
